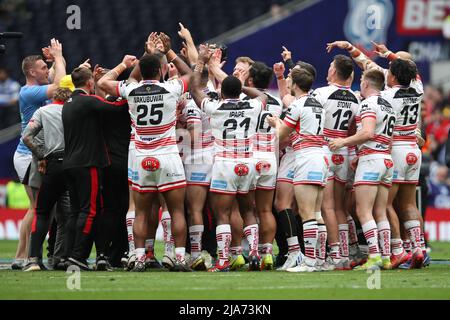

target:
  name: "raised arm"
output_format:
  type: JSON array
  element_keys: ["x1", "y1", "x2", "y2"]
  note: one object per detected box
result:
[
  {"x1": 208, "y1": 48, "x2": 228, "y2": 84},
  {"x1": 326, "y1": 40, "x2": 379, "y2": 71},
  {"x1": 189, "y1": 44, "x2": 212, "y2": 108},
  {"x1": 97, "y1": 55, "x2": 138, "y2": 97},
  {"x1": 46, "y1": 39, "x2": 66, "y2": 98},
  {"x1": 178, "y1": 23, "x2": 199, "y2": 66}
]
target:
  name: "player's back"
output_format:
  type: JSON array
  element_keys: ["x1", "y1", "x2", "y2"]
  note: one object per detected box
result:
[
  {"x1": 381, "y1": 81, "x2": 423, "y2": 148},
  {"x1": 356, "y1": 95, "x2": 396, "y2": 157},
  {"x1": 312, "y1": 84, "x2": 359, "y2": 151},
  {"x1": 120, "y1": 79, "x2": 185, "y2": 155},
  {"x1": 203, "y1": 98, "x2": 262, "y2": 159}
]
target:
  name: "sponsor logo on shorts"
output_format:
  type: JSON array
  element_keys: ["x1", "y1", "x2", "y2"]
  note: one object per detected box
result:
[
  {"x1": 406, "y1": 153, "x2": 418, "y2": 166},
  {"x1": 256, "y1": 161, "x2": 271, "y2": 174},
  {"x1": 287, "y1": 170, "x2": 294, "y2": 179},
  {"x1": 190, "y1": 172, "x2": 207, "y2": 182},
  {"x1": 234, "y1": 163, "x2": 249, "y2": 177},
  {"x1": 166, "y1": 173, "x2": 183, "y2": 178},
  {"x1": 324, "y1": 156, "x2": 329, "y2": 167},
  {"x1": 141, "y1": 157, "x2": 160, "y2": 172},
  {"x1": 331, "y1": 154, "x2": 345, "y2": 165},
  {"x1": 384, "y1": 159, "x2": 393, "y2": 169},
  {"x1": 307, "y1": 171, "x2": 323, "y2": 181},
  {"x1": 211, "y1": 180, "x2": 228, "y2": 189},
  {"x1": 362, "y1": 172, "x2": 380, "y2": 181},
  {"x1": 393, "y1": 171, "x2": 398, "y2": 179},
  {"x1": 128, "y1": 168, "x2": 139, "y2": 181}
]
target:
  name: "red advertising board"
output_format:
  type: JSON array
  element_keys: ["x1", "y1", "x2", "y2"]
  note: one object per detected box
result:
[{"x1": 397, "y1": 0, "x2": 450, "y2": 35}]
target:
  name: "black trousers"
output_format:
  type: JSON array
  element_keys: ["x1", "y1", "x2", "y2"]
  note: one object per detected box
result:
[
  {"x1": 103, "y1": 164, "x2": 129, "y2": 266},
  {"x1": 65, "y1": 166, "x2": 105, "y2": 261},
  {"x1": 29, "y1": 159, "x2": 71, "y2": 259}
]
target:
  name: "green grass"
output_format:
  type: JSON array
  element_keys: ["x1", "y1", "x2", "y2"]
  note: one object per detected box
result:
[{"x1": 1, "y1": 240, "x2": 450, "y2": 300}]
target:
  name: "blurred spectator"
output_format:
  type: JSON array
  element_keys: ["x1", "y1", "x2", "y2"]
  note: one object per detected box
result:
[
  {"x1": 428, "y1": 165, "x2": 450, "y2": 209},
  {"x1": 0, "y1": 66, "x2": 20, "y2": 129}
]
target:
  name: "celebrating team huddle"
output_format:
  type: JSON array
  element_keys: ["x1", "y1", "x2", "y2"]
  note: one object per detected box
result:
[{"x1": 19, "y1": 24, "x2": 428, "y2": 273}]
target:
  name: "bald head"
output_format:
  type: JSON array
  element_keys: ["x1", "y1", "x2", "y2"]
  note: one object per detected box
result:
[{"x1": 395, "y1": 51, "x2": 412, "y2": 61}]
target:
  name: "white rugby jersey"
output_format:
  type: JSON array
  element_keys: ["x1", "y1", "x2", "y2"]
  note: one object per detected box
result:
[
  {"x1": 283, "y1": 94, "x2": 325, "y2": 154},
  {"x1": 381, "y1": 78, "x2": 423, "y2": 147},
  {"x1": 201, "y1": 97, "x2": 263, "y2": 159},
  {"x1": 312, "y1": 84, "x2": 359, "y2": 153},
  {"x1": 183, "y1": 98, "x2": 214, "y2": 151},
  {"x1": 242, "y1": 92, "x2": 282, "y2": 157},
  {"x1": 117, "y1": 79, "x2": 187, "y2": 155},
  {"x1": 355, "y1": 95, "x2": 396, "y2": 157}
]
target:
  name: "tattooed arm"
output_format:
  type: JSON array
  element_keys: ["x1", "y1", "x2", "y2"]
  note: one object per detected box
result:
[{"x1": 22, "y1": 110, "x2": 46, "y2": 160}]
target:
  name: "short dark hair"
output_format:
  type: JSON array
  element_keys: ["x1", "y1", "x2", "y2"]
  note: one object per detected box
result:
[
  {"x1": 22, "y1": 55, "x2": 43, "y2": 76},
  {"x1": 333, "y1": 54, "x2": 354, "y2": 81},
  {"x1": 139, "y1": 54, "x2": 161, "y2": 80},
  {"x1": 249, "y1": 61, "x2": 273, "y2": 89},
  {"x1": 71, "y1": 67, "x2": 93, "y2": 88},
  {"x1": 221, "y1": 76, "x2": 242, "y2": 98},
  {"x1": 389, "y1": 59, "x2": 418, "y2": 86},
  {"x1": 363, "y1": 69, "x2": 385, "y2": 91},
  {"x1": 296, "y1": 61, "x2": 317, "y2": 80},
  {"x1": 291, "y1": 68, "x2": 314, "y2": 92}
]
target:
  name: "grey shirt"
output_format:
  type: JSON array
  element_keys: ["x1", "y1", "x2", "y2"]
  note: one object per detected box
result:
[{"x1": 29, "y1": 102, "x2": 65, "y2": 157}]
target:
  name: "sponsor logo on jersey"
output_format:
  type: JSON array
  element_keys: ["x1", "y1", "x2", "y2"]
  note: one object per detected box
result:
[
  {"x1": 332, "y1": 154, "x2": 345, "y2": 165},
  {"x1": 256, "y1": 161, "x2": 271, "y2": 174},
  {"x1": 406, "y1": 152, "x2": 418, "y2": 165},
  {"x1": 141, "y1": 157, "x2": 160, "y2": 172},
  {"x1": 344, "y1": 0, "x2": 393, "y2": 59},
  {"x1": 234, "y1": 163, "x2": 249, "y2": 177},
  {"x1": 384, "y1": 159, "x2": 394, "y2": 169}
]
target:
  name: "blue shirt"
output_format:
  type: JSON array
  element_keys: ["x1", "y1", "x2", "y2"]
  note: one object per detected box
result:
[{"x1": 16, "y1": 85, "x2": 50, "y2": 154}]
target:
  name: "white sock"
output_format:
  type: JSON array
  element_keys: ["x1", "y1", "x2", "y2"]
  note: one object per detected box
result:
[
  {"x1": 175, "y1": 247, "x2": 186, "y2": 262},
  {"x1": 261, "y1": 243, "x2": 273, "y2": 255},
  {"x1": 391, "y1": 238, "x2": 404, "y2": 255},
  {"x1": 404, "y1": 220, "x2": 421, "y2": 250},
  {"x1": 161, "y1": 211, "x2": 174, "y2": 256},
  {"x1": 347, "y1": 215, "x2": 359, "y2": 246},
  {"x1": 377, "y1": 220, "x2": 391, "y2": 259},
  {"x1": 287, "y1": 236, "x2": 300, "y2": 254},
  {"x1": 303, "y1": 220, "x2": 318, "y2": 265},
  {"x1": 338, "y1": 224, "x2": 350, "y2": 259},
  {"x1": 135, "y1": 247, "x2": 145, "y2": 263},
  {"x1": 216, "y1": 224, "x2": 232, "y2": 266},
  {"x1": 126, "y1": 211, "x2": 135, "y2": 253},
  {"x1": 329, "y1": 242, "x2": 340, "y2": 262},
  {"x1": 316, "y1": 224, "x2": 327, "y2": 264},
  {"x1": 243, "y1": 224, "x2": 259, "y2": 255},
  {"x1": 230, "y1": 246, "x2": 243, "y2": 257},
  {"x1": 362, "y1": 220, "x2": 380, "y2": 259},
  {"x1": 189, "y1": 225, "x2": 204, "y2": 259},
  {"x1": 403, "y1": 240, "x2": 411, "y2": 253}
]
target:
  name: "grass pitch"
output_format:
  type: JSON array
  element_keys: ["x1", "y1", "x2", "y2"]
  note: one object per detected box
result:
[{"x1": 0, "y1": 240, "x2": 449, "y2": 300}]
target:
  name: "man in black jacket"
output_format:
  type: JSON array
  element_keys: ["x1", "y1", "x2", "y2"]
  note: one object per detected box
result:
[{"x1": 62, "y1": 64, "x2": 132, "y2": 270}]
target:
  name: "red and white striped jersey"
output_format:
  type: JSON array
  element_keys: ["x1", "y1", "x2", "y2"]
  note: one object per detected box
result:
[
  {"x1": 312, "y1": 84, "x2": 359, "y2": 154},
  {"x1": 243, "y1": 92, "x2": 282, "y2": 158},
  {"x1": 355, "y1": 95, "x2": 396, "y2": 158},
  {"x1": 183, "y1": 99, "x2": 214, "y2": 151},
  {"x1": 201, "y1": 97, "x2": 263, "y2": 159},
  {"x1": 283, "y1": 95, "x2": 325, "y2": 154},
  {"x1": 118, "y1": 79, "x2": 187, "y2": 155},
  {"x1": 381, "y1": 79, "x2": 423, "y2": 147}
]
